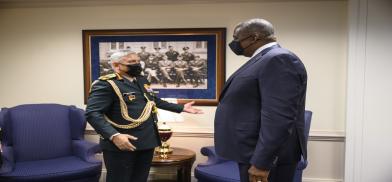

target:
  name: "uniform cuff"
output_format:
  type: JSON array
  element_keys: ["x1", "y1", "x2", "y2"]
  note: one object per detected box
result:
[{"x1": 109, "y1": 133, "x2": 120, "y2": 141}]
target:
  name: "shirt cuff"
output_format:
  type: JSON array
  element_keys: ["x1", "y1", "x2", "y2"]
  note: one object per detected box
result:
[{"x1": 109, "y1": 133, "x2": 120, "y2": 141}]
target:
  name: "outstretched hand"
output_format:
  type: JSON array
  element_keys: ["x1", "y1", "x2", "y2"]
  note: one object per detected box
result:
[{"x1": 183, "y1": 101, "x2": 203, "y2": 114}]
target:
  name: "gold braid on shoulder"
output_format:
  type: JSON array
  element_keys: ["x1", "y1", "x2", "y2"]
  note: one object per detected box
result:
[{"x1": 103, "y1": 80, "x2": 157, "y2": 129}]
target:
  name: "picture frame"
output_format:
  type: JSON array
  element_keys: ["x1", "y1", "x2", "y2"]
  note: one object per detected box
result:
[{"x1": 83, "y1": 28, "x2": 226, "y2": 106}]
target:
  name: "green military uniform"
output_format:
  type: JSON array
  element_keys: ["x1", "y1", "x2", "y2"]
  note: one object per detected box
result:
[
  {"x1": 86, "y1": 73, "x2": 183, "y2": 151},
  {"x1": 86, "y1": 73, "x2": 183, "y2": 182}
]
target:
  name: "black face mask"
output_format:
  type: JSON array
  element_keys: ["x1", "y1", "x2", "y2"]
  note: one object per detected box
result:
[
  {"x1": 229, "y1": 40, "x2": 244, "y2": 55},
  {"x1": 229, "y1": 35, "x2": 255, "y2": 56},
  {"x1": 127, "y1": 63, "x2": 142, "y2": 77}
]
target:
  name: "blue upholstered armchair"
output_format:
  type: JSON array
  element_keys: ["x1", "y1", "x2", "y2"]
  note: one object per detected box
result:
[
  {"x1": 0, "y1": 104, "x2": 102, "y2": 182},
  {"x1": 195, "y1": 110, "x2": 313, "y2": 182}
]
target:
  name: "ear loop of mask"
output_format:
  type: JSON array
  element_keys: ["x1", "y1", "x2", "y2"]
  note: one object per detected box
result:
[{"x1": 241, "y1": 35, "x2": 258, "y2": 50}]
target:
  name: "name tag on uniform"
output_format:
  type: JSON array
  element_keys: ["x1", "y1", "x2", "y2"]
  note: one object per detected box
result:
[
  {"x1": 122, "y1": 92, "x2": 136, "y2": 101},
  {"x1": 144, "y1": 84, "x2": 154, "y2": 93},
  {"x1": 144, "y1": 84, "x2": 156, "y2": 96}
]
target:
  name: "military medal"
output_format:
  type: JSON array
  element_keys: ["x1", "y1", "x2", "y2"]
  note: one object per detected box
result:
[
  {"x1": 128, "y1": 95, "x2": 136, "y2": 101},
  {"x1": 144, "y1": 84, "x2": 154, "y2": 93},
  {"x1": 122, "y1": 92, "x2": 136, "y2": 101}
]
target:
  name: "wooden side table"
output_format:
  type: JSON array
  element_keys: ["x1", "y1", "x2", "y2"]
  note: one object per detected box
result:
[{"x1": 152, "y1": 147, "x2": 196, "y2": 182}]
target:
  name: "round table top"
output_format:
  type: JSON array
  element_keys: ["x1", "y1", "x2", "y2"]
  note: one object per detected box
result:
[{"x1": 152, "y1": 147, "x2": 196, "y2": 166}]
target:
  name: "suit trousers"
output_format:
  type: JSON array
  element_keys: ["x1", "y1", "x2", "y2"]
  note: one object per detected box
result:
[
  {"x1": 103, "y1": 149, "x2": 155, "y2": 182},
  {"x1": 238, "y1": 162, "x2": 298, "y2": 182}
]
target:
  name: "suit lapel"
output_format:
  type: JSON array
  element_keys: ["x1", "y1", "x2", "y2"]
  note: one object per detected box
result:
[
  {"x1": 219, "y1": 44, "x2": 280, "y2": 101},
  {"x1": 219, "y1": 57, "x2": 257, "y2": 98}
]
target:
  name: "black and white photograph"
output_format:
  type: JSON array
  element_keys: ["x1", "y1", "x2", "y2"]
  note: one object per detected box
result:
[
  {"x1": 83, "y1": 28, "x2": 226, "y2": 106},
  {"x1": 99, "y1": 41, "x2": 208, "y2": 89}
]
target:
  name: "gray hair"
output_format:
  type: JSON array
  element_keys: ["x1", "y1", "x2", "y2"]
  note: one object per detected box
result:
[
  {"x1": 238, "y1": 18, "x2": 276, "y2": 41},
  {"x1": 108, "y1": 51, "x2": 135, "y2": 71},
  {"x1": 108, "y1": 51, "x2": 128, "y2": 64}
]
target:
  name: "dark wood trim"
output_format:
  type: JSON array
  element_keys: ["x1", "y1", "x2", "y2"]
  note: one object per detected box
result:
[{"x1": 82, "y1": 30, "x2": 92, "y2": 104}]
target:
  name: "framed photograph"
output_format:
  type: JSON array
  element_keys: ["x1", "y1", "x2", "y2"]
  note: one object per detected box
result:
[{"x1": 83, "y1": 28, "x2": 226, "y2": 106}]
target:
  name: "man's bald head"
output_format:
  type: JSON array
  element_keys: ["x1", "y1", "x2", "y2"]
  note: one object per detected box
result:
[
  {"x1": 234, "y1": 18, "x2": 276, "y2": 42},
  {"x1": 230, "y1": 18, "x2": 277, "y2": 57}
]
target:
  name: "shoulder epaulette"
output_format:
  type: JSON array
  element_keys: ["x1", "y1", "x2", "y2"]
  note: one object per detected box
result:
[{"x1": 99, "y1": 74, "x2": 117, "y2": 81}]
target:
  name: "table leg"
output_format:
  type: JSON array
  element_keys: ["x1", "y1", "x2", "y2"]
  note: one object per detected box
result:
[
  {"x1": 177, "y1": 167, "x2": 184, "y2": 182},
  {"x1": 183, "y1": 162, "x2": 192, "y2": 182},
  {"x1": 176, "y1": 161, "x2": 192, "y2": 182}
]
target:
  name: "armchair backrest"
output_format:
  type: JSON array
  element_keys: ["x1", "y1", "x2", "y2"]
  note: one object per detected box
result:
[{"x1": 0, "y1": 104, "x2": 86, "y2": 162}]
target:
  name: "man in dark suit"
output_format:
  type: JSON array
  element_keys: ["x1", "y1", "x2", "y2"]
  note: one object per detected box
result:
[
  {"x1": 214, "y1": 18, "x2": 307, "y2": 182},
  {"x1": 86, "y1": 51, "x2": 202, "y2": 182}
]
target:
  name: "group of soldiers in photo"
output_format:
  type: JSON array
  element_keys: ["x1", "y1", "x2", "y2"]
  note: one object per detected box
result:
[{"x1": 101, "y1": 45, "x2": 208, "y2": 88}]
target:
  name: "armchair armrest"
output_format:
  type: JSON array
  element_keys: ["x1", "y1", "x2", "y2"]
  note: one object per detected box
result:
[
  {"x1": 72, "y1": 140, "x2": 102, "y2": 163},
  {"x1": 0, "y1": 145, "x2": 14, "y2": 174},
  {"x1": 296, "y1": 156, "x2": 308, "y2": 170},
  {"x1": 197, "y1": 146, "x2": 230, "y2": 167}
]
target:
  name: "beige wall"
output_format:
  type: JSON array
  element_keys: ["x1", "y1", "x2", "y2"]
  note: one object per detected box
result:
[{"x1": 0, "y1": 1, "x2": 347, "y2": 181}]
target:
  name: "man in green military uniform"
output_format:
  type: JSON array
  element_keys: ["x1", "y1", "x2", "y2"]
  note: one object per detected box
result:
[{"x1": 86, "y1": 51, "x2": 202, "y2": 182}]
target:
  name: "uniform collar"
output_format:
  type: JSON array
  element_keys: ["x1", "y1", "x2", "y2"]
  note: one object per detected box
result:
[
  {"x1": 116, "y1": 73, "x2": 136, "y2": 82},
  {"x1": 115, "y1": 73, "x2": 123, "y2": 80},
  {"x1": 121, "y1": 74, "x2": 136, "y2": 82}
]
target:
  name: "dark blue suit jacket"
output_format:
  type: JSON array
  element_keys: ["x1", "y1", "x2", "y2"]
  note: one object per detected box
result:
[{"x1": 214, "y1": 45, "x2": 307, "y2": 170}]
